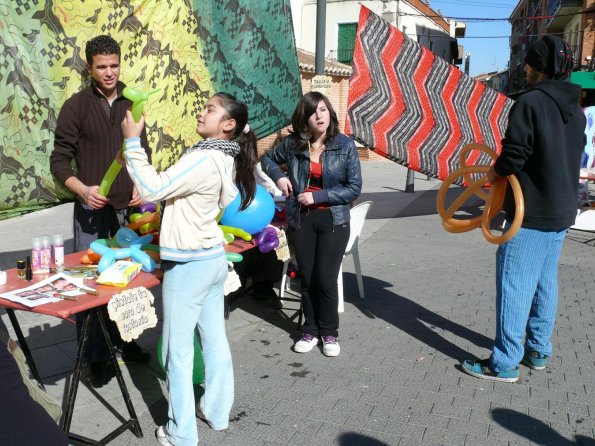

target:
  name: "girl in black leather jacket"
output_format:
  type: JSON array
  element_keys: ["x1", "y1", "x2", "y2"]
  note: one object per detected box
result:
[{"x1": 262, "y1": 92, "x2": 362, "y2": 357}]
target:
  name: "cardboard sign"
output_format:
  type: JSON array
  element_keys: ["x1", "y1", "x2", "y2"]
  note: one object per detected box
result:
[
  {"x1": 275, "y1": 229, "x2": 290, "y2": 262},
  {"x1": 224, "y1": 264, "x2": 242, "y2": 296},
  {"x1": 311, "y1": 74, "x2": 332, "y2": 95},
  {"x1": 107, "y1": 286, "x2": 158, "y2": 342}
]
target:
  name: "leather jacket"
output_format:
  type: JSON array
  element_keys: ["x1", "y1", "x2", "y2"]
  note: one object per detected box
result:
[{"x1": 262, "y1": 132, "x2": 362, "y2": 229}]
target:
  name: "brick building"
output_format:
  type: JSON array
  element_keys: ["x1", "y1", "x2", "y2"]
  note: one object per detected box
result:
[
  {"x1": 257, "y1": 49, "x2": 386, "y2": 161},
  {"x1": 508, "y1": 0, "x2": 595, "y2": 96}
]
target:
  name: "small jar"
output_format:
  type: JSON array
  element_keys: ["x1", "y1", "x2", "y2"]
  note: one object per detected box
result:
[{"x1": 17, "y1": 260, "x2": 26, "y2": 279}]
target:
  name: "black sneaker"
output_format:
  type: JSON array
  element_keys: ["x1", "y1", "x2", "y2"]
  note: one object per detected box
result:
[
  {"x1": 87, "y1": 361, "x2": 115, "y2": 388},
  {"x1": 252, "y1": 282, "x2": 277, "y2": 301},
  {"x1": 120, "y1": 341, "x2": 151, "y2": 363}
]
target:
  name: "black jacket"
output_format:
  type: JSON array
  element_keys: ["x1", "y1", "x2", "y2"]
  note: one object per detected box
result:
[
  {"x1": 51, "y1": 82, "x2": 150, "y2": 209},
  {"x1": 262, "y1": 133, "x2": 362, "y2": 229},
  {"x1": 494, "y1": 80, "x2": 586, "y2": 230}
]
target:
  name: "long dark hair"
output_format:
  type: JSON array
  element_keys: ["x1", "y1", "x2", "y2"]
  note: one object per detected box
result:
[
  {"x1": 290, "y1": 91, "x2": 340, "y2": 152},
  {"x1": 214, "y1": 92, "x2": 256, "y2": 211}
]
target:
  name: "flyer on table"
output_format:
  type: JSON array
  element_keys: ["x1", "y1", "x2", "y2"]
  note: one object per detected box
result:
[{"x1": 0, "y1": 273, "x2": 96, "y2": 308}]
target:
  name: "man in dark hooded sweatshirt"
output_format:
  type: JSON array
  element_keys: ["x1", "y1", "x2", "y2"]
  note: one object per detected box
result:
[{"x1": 462, "y1": 36, "x2": 586, "y2": 382}]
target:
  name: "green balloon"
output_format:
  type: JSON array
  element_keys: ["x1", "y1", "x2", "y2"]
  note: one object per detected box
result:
[
  {"x1": 157, "y1": 333, "x2": 205, "y2": 384},
  {"x1": 226, "y1": 252, "x2": 243, "y2": 263},
  {"x1": 98, "y1": 158, "x2": 122, "y2": 197},
  {"x1": 123, "y1": 86, "x2": 161, "y2": 122},
  {"x1": 122, "y1": 87, "x2": 144, "y2": 102}
]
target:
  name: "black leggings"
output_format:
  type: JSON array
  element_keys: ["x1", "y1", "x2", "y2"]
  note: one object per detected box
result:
[{"x1": 291, "y1": 209, "x2": 350, "y2": 337}]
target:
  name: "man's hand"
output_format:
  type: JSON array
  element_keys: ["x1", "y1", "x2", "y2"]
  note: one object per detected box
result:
[
  {"x1": 297, "y1": 192, "x2": 314, "y2": 206},
  {"x1": 121, "y1": 110, "x2": 145, "y2": 139},
  {"x1": 276, "y1": 177, "x2": 293, "y2": 198},
  {"x1": 64, "y1": 177, "x2": 108, "y2": 209},
  {"x1": 129, "y1": 186, "x2": 143, "y2": 208},
  {"x1": 82, "y1": 185, "x2": 109, "y2": 209}
]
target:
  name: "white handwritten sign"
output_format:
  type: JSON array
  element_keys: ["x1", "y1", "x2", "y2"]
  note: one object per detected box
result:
[
  {"x1": 107, "y1": 286, "x2": 158, "y2": 342},
  {"x1": 224, "y1": 264, "x2": 241, "y2": 296},
  {"x1": 311, "y1": 74, "x2": 332, "y2": 95}
]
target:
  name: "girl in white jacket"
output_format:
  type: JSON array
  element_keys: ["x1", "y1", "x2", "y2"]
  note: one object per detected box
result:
[{"x1": 122, "y1": 92, "x2": 256, "y2": 446}]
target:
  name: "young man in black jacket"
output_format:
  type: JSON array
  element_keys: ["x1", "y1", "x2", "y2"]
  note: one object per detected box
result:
[
  {"x1": 51, "y1": 35, "x2": 151, "y2": 387},
  {"x1": 462, "y1": 36, "x2": 586, "y2": 382}
]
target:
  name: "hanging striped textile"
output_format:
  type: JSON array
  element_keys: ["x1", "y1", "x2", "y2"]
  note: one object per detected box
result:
[{"x1": 346, "y1": 6, "x2": 514, "y2": 183}]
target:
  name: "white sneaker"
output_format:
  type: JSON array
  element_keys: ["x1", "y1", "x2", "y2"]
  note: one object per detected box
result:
[
  {"x1": 293, "y1": 333, "x2": 319, "y2": 353},
  {"x1": 321, "y1": 336, "x2": 340, "y2": 357},
  {"x1": 155, "y1": 426, "x2": 174, "y2": 446}
]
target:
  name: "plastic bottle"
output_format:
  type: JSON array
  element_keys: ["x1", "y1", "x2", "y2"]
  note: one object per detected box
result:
[
  {"x1": 39, "y1": 235, "x2": 51, "y2": 273},
  {"x1": 31, "y1": 237, "x2": 42, "y2": 274},
  {"x1": 52, "y1": 234, "x2": 65, "y2": 270}
]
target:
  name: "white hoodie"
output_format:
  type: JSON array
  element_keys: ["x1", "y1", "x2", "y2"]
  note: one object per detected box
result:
[{"x1": 124, "y1": 137, "x2": 238, "y2": 262}]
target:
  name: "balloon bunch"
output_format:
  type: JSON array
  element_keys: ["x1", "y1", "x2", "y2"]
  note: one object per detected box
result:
[
  {"x1": 128, "y1": 202, "x2": 160, "y2": 239},
  {"x1": 89, "y1": 227, "x2": 158, "y2": 273},
  {"x1": 98, "y1": 86, "x2": 160, "y2": 197}
]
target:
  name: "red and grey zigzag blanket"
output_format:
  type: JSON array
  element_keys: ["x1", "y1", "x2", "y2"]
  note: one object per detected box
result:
[{"x1": 346, "y1": 6, "x2": 514, "y2": 183}]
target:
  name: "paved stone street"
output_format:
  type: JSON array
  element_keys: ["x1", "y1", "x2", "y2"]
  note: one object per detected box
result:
[{"x1": 1, "y1": 161, "x2": 593, "y2": 445}]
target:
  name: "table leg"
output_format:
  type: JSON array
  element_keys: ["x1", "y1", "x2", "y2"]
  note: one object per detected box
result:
[
  {"x1": 61, "y1": 310, "x2": 91, "y2": 433},
  {"x1": 6, "y1": 308, "x2": 45, "y2": 390},
  {"x1": 61, "y1": 308, "x2": 143, "y2": 444},
  {"x1": 95, "y1": 309, "x2": 143, "y2": 439}
]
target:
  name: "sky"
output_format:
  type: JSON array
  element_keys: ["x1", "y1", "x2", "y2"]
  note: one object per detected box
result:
[{"x1": 428, "y1": 0, "x2": 518, "y2": 77}]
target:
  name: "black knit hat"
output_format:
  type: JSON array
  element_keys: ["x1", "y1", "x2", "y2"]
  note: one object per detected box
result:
[{"x1": 524, "y1": 35, "x2": 573, "y2": 80}]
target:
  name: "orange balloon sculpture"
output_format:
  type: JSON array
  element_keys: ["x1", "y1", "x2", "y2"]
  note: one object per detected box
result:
[{"x1": 436, "y1": 143, "x2": 524, "y2": 245}]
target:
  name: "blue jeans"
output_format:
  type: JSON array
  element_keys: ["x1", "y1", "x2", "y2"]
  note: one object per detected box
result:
[
  {"x1": 490, "y1": 226, "x2": 567, "y2": 372},
  {"x1": 161, "y1": 255, "x2": 233, "y2": 445}
]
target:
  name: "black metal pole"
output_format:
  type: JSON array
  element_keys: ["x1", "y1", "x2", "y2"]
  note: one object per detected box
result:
[
  {"x1": 405, "y1": 168, "x2": 415, "y2": 192},
  {"x1": 315, "y1": 0, "x2": 326, "y2": 75}
]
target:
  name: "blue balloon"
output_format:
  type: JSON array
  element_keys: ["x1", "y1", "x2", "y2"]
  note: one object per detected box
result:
[
  {"x1": 91, "y1": 228, "x2": 156, "y2": 273},
  {"x1": 220, "y1": 184, "x2": 275, "y2": 234}
]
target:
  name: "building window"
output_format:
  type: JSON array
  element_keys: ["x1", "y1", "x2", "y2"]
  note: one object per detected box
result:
[{"x1": 337, "y1": 23, "x2": 357, "y2": 65}]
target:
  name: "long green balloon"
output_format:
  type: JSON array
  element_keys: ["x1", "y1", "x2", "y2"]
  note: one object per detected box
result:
[
  {"x1": 219, "y1": 225, "x2": 252, "y2": 241},
  {"x1": 98, "y1": 87, "x2": 160, "y2": 197},
  {"x1": 98, "y1": 157, "x2": 123, "y2": 197}
]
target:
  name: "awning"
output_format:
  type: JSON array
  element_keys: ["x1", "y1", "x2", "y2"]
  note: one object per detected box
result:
[{"x1": 571, "y1": 71, "x2": 595, "y2": 89}]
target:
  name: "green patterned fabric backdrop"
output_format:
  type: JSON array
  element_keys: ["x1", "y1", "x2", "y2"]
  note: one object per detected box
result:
[{"x1": 0, "y1": 0, "x2": 301, "y2": 220}]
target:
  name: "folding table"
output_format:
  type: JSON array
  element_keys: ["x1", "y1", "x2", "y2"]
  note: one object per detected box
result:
[{"x1": 0, "y1": 252, "x2": 160, "y2": 445}]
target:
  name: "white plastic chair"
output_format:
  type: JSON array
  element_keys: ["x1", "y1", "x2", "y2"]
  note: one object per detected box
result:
[
  {"x1": 280, "y1": 201, "x2": 373, "y2": 314},
  {"x1": 337, "y1": 200, "x2": 372, "y2": 312}
]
